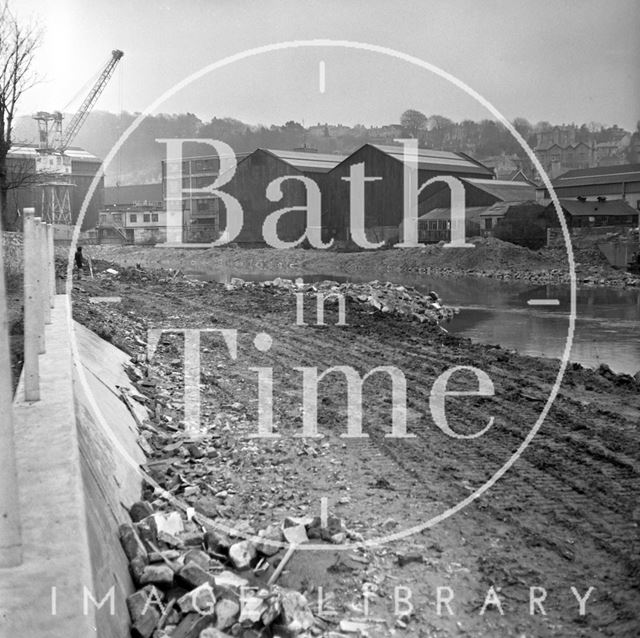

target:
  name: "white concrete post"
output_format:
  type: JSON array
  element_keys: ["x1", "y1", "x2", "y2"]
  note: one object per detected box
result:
[
  {"x1": 23, "y1": 209, "x2": 41, "y2": 401},
  {"x1": 47, "y1": 224, "x2": 56, "y2": 302},
  {"x1": 41, "y1": 224, "x2": 51, "y2": 326},
  {"x1": 0, "y1": 218, "x2": 23, "y2": 567},
  {"x1": 32, "y1": 218, "x2": 45, "y2": 353}
]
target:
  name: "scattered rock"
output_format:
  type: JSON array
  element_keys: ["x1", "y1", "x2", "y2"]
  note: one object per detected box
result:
[
  {"x1": 130, "y1": 500, "x2": 154, "y2": 523},
  {"x1": 228, "y1": 540, "x2": 257, "y2": 570},
  {"x1": 177, "y1": 582, "x2": 216, "y2": 614},
  {"x1": 396, "y1": 551, "x2": 424, "y2": 567},
  {"x1": 178, "y1": 562, "x2": 213, "y2": 588},
  {"x1": 214, "y1": 598, "x2": 240, "y2": 630},
  {"x1": 139, "y1": 563, "x2": 174, "y2": 586}
]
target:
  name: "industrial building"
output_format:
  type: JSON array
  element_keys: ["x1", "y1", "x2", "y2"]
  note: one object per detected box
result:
[
  {"x1": 412, "y1": 177, "x2": 536, "y2": 243},
  {"x1": 97, "y1": 204, "x2": 166, "y2": 244},
  {"x1": 545, "y1": 198, "x2": 639, "y2": 229},
  {"x1": 213, "y1": 148, "x2": 346, "y2": 245},
  {"x1": 5, "y1": 144, "x2": 104, "y2": 231},
  {"x1": 104, "y1": 183, "x2": 162, "y2": 207},
  {"x1": 536, "y1": 163, "x2": 640, "y2": 210},
  {"x1": 324, "y1": 144, "x2": 493, "y2": 244}
]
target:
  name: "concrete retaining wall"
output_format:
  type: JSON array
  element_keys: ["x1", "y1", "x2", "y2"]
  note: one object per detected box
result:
[
  {"x1": 2, "y1": 296, "x2": 145, "y2": 637},
  {"x1": 2, "y1": 231, "x2": 23, "y2": 280}
]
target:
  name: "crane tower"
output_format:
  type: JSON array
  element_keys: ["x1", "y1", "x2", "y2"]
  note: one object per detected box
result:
[{"x1": 33, "y1": 50, "x2": 123, "y2": 225}]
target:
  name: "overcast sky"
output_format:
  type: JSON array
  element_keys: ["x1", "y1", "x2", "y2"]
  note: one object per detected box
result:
[{"x1": 13, "y1": 0, "x2": 640, "y2": 130}]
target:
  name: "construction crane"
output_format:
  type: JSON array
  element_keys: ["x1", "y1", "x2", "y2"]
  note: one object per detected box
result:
[{"x1": 32, "y1": 49, "x2": 124, "y2": 224}]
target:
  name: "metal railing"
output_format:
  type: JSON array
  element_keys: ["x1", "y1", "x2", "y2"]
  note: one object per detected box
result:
[{"x1": 0, "y1": 207, "x2": 56, "y2": 568}]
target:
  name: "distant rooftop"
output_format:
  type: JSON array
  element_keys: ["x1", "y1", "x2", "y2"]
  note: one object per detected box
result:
[
  {"x1": 552, "y1": 163, "x2": 640, "y2": 187},
  {"x1": 554, "y1": 198, "x2": 639, "y2": 217},
  {"x1": 9, "y1": 143, "x2": 100, "y2": 162},
  {"x1": 463, "y1": 177, "x2": 536, "y2": 201},
  {"x1": 369, "y1": 144, "x2": 493, "y2": 176},
  {"x1": 418, "y1": 206, "x2": 489, "y2": 221},
  {"x1": 264, "y1": 148, "x2": 347, "y2": 173}
]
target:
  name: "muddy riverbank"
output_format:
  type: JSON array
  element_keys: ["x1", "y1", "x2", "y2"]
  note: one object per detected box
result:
[
  {"x1": 84, "y1": 237, "x2": 640, "y2": 288},
  {"x1": 69, "y1": 263, "x2": 640, "y2": 637}
]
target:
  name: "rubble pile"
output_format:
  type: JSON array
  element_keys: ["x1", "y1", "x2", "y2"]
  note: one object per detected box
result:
[
  {"x1": 223, "y1": 277, "x2": 455, "y2": 325},
  {"x1": 120, "y1": 501, "x2": 365, "y2": 638}
]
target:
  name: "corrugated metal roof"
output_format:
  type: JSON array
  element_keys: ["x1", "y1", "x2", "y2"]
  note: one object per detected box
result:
[
  {"x1": 265, "y1": 149, "x2": 347, "y2": 173},
  {"x1": 370, "y1": 144, "x2": 493, "y2": 176},
  {"x1": 553, "y1": 164, "x2": 640, "y2": 187},
  {"x1": 478, "y1": 201, "x2": 544, "y2": 218},
  {"x1": 463, "y1": 177, "x2": 536, "y2": 201},
  {"x1": 9, "y1": 144, "x2": 100, "y2": 162},
  {"x1": 418, "y1": 206, "x2": 489, "y2": 221},
  {"x1": 555, "y1": 198, "x2": 639, "y2": 217}
]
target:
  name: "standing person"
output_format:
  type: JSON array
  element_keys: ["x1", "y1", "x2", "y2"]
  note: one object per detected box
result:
[{"x1": 74, "y1": 246, "x2": 84, "y2": 278}]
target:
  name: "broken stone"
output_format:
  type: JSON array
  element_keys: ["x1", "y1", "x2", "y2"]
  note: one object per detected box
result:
[
  {"x1": 213, "y1": 570, "x2": 249, "y2": 591},
  {"x1": 131, "y1": 606, "x2": 160, "y2": 638},
  {"x1": 139, "y1": 563, "x2": 174, "y2": 587},
  {"x1": 127, "y1": 584, "x2": 164, "y2": 623},
  {"x1": 194, "y1": 496, "x2": 220, "y2": 519},
  {"x1": 120, "y1": 524, "x2": 148, "y2": 563},
  {"x1": 204, "y1": 529, "x2": 232, "y2": 555},
  {"x1": 130, "y1": 500, "x2": 154, "y2": 523},
  {"x1": 129, "y1": 556, "x2": 147, "y2": 586},
  {"x1": 278, "y1": 588, "x2": 314, "y2": 633},
  {"x1": 239, "y1": 594, "x2": 267, "y2": 624},
  {"x1": 135, "y1": 517, "x2": 158, "y2": 549},
  {"x1": 255, "y1": 524, "x2": 284, "y2": 557},
  {"x1": 199, "y1": 629, "x2": 233, "y2": 638},
  {"x1": 396, "y1": 551, "x2": 424, "y2": 567},
  {"x1": 148, "y1": 549, "x2": 181, "y2": 564},
  {"x1": 186, "y1": 443, "x2": 205, "y2": 459},
  {"x1": 178, "y1": 562, "x2": 213, "y2": 588},
  {"x1": 214, "y1": 598, "x2": 240, "y2": 630},
  {"x1": 340, "y1": 619, "x2": 371, "y2": 633},
  {"x1": 228, "y1": 540, "x2": 257, "y2": 570},
  {"x1": 183, "y1": 548, "x2": 210, "y2": 570},
  {"x1": 282, "y1": 522, "x2": 308, "y2": 545},
  {"x1": 153, "y1": 511, "x2": 184, "y2": 535},
  {"x1": 169, "y1": 612, "x2": 215, "y2": 638},
  {"x1": 180, "y1": 531, "x2": 205, "y2": 546},
  {"x1": 177, "y1": 582, "x2": 216, "y2": 615}
]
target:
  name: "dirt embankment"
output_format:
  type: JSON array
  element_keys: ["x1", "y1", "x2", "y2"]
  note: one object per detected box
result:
[
  {"x1": 71, "y1": 263, "x2": 640, "y2": 637},
  {"x1": 81, "y1": 237, "x2": 639, "y2": 287}
]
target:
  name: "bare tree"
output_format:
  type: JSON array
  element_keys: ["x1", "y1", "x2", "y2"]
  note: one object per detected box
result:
[{"x1": 0, "y1": 3, "x2": 40, "y2": 230}]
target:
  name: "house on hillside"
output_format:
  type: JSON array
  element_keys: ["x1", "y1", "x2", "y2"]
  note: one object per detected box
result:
[
  {"x1": 536, "y1": 163, "x2": 640, "y2": 210},
  {"x1": 325, "y1": 144, "x2": 493, "y2": 244},
  {"x1": 220, "y1": 148, "x2": 346, "y2": 245}
]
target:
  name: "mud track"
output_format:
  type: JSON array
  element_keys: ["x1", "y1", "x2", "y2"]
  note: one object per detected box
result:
[{"x1": 73, "y1": 268, "x2": 640, "y2": 637}]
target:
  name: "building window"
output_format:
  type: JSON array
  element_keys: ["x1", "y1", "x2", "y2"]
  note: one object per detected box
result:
[
  {"x1": 196, "y1": 199, "x2": 212, "y2": 212},
  {"x1": 151, "y1": 213, "x2": 158, "y2": 222},
  {"x1": 130, "y1": 214, "x2": 137, "y2": 223},
  {"x1": 143, "y1": 213, "x2": 151, "y2": 223}
]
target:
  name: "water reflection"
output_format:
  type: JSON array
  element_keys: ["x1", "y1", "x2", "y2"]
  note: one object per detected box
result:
[{"x1": 186, "y1": 269, "x2": 640, "y2": 375}]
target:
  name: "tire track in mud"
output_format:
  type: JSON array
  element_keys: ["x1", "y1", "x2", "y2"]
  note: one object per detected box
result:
[{"x1": 75, "y1": 279, "x2": 640, "y2": 634}]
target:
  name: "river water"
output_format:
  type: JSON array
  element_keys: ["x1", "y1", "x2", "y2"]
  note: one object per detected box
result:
[{"x1": 190, "y1": 269, "x2": 640, "y2": 375}]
